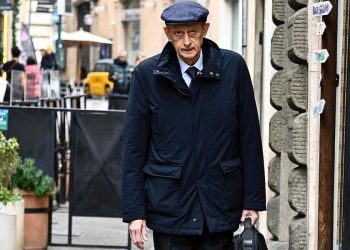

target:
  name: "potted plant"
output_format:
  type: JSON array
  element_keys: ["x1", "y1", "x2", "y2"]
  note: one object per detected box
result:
[
  {"x1": 12, "y1": 157, "x2": 55, "y2": 250},
  {"x1": 0, "y1": 132, "x2": 24, "y2": 250}
]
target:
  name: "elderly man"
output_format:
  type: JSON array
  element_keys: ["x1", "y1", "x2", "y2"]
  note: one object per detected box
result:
[{"x1": 122, "y1": 1, "x2": 266, "y2": 249}]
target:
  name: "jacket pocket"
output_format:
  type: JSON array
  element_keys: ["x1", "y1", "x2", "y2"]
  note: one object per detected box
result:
[
  {"x1": 208, "y1": 158, "x2": 243, "y2": 212},
  {"x1": 219, "y1": 158, "x2": 242, "y2": 173},
  {"x1": 143, "y1": 164, "x2": 181, "y2": 178},
  {"x1": 143, "y1": 164, "x2": 182, "y2": 217}
]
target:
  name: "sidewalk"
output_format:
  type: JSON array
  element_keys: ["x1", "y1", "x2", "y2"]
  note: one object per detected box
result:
[
  {"x1": 48, "y1": 203, "x2": 153, "y2": 250},
  {"x1": 48, "y1": 203, "x2": 286, "y2": 250}
]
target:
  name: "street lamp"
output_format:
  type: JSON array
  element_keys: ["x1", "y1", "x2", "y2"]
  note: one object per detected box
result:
[{"x1": 56, "y1": 0, "x2": 69, "y2": 68}]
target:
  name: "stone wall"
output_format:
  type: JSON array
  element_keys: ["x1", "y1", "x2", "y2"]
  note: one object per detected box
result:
[{"x1": 268, "y1": 0, "x2": 308, "y2": 248}]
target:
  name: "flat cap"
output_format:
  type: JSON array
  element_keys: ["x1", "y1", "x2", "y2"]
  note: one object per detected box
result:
[{"x1": 161, "y1": 1, "x2": 209, "y2": 25}]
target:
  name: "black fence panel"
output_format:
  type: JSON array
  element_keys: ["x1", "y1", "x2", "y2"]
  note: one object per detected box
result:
[
  {"x1": 3, "y1": 107, "x2": 55, "y2": 177},
  {"x1": 70, "y1": 111, "x2": 125, "y2": 217},
  {"x1": 108, "y1": 94, "x2": 128, "y2": 110}
]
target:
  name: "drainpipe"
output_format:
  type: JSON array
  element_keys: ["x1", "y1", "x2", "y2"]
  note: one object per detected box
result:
[{"x1": 242, "y1": 0, "x2": 247, "y2": 59}]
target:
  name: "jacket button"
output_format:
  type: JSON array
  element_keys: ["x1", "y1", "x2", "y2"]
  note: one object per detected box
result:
[
  {"x1": 216, "y1": 73, "x2": 220, "y2": 77},
  {"x1": 193, "y1": 218, "x2": 197, "y2": 222},
  {"x1": 210, "y1": 72, "x2": 214, "y2": 75}
]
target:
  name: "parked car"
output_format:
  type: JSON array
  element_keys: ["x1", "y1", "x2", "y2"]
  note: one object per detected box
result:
[{"x1": 84, "y1": 59, "x2": 115, "y2": 97}]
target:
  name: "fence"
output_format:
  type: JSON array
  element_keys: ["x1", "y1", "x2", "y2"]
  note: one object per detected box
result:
[{"x1": 0, "y1": 106, "x2": 130, "y2": 249}]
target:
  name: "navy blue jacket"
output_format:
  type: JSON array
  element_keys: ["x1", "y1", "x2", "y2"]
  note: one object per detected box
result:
[{"x1": 122, "y1": 38, "x2": 266, "y2": 235}]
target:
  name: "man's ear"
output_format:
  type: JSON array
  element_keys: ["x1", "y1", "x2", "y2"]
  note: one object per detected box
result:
[
  {"x1": 203, "y1": 23, "x2": 210, "y2": 36},
  {"x1": 163, "y1": 27, "x2": 171, "y2": 41}
]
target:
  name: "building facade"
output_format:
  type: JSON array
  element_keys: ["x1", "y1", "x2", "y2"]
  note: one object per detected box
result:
[
  {"x1": 62, "y1": 0, "x2": 262, "y2": 88},
  {"x1": 7, "y1": 0, "x2": 350, "y2": 249}
]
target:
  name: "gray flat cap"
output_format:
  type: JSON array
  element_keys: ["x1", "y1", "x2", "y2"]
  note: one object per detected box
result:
[{"x1": 161, "y1": 1, "x2": 209, "y2": 25}]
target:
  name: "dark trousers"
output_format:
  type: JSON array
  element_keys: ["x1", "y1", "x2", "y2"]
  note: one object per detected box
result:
[{"x1": 153, "y1": 224, "x2": 233, "y2": 250}]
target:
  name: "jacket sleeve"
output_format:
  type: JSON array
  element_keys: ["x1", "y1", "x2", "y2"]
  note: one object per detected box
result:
[
  {"x1": 122, "y1": 68, "x2": 150, "y2": 222},
  {"x1": 237, "y1": 57, "x2": 266, "y2": 211}
]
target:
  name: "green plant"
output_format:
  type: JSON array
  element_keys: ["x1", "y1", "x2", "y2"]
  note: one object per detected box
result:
[
  {"x1": 0, "y1": 132, "x2": 19, "y2": 190},
  {"x1": 12, "y1": 158, "x2": 54, "y2": 197},
  {"x1": 0, "y1": 187, "x2": 22, "y2": 205}
]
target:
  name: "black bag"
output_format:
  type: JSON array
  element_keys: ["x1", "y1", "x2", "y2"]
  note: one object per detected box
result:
[{"x1": 232, "y1": 218, "x2": 268, "y2": 250}]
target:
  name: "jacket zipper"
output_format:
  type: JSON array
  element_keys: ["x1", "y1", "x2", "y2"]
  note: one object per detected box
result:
[
  {"x1": 192, "y1": 100, "x2": 197, "y2": 177},
  {"x1": 171, "y1": 80, "x2": 196, "y2": 170}
]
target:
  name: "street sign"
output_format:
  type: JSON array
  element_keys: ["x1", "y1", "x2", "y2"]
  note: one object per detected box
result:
[
  {"x1": 312, "y1": 1, "x2": 333, "y2": 16},
  {"x1": 0, "y1": 109, "x2": 8, "y2": 131},
  {"x1": 316, "y1": 22, "x2": 326, "y2": 35},
  {"x1": 314, "y1": 49, "x2": 329, "y2": 63},
  {"x1": 312, "y1": 99, "x2": 326, "y2": 118}
]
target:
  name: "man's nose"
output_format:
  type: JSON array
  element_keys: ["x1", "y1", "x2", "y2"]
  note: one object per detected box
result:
[{"x1": 183, "y1": 33, "x2": 191, "y2": 45}]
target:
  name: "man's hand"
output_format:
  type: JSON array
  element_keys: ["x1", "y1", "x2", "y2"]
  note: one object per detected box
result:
[
  {"x1": 240, "y1": 210, "x2": 259, "y2": 225},
  {"x1": 129, "y1": 219, "x2": 147, "y2": 249},
  {"x1": 111, "y1": 73, "x2": 119, "y2": 80}
]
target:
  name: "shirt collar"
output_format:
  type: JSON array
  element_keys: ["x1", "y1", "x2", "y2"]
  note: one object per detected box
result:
[{"x1": 177, "y1": 50, "x2": 203, "y2": 76}]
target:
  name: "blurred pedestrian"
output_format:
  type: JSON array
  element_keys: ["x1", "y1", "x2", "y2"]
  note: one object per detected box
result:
[
  {"x1": 2, "y1": 46, "x2": 25, "y2": 83},
  {"x1": 135, "y1": 52, "x2": 147, "y2": 66},
  {"x1": 110, "y1": 50, "x2": 133, "y2": 95},
  {"x1": 122, "y1": 1, "x2": 266, "y2": 250},
  {"x1": 40, "y1": 45, "x2": 58, "y2": 70},
  {"x1": 0, "y1": 68, "x2": 10, "y2": 102},
  {"x1": 25, "y1": 56, "x2": 40, "y2": 99}
]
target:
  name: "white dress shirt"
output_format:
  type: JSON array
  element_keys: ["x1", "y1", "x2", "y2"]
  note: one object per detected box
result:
[{"x1": 177, "y1": 50, "x2": 204, "y2": 87}]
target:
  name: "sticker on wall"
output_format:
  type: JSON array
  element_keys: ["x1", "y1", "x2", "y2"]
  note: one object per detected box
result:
[
  {"x1": 316, "y1": 22, "x2": 327, "y2": 35},
  {"x1": 312, "y1": 1, "x2": 333, "y2": 16},
  {"x1": 314, "y1": 49, "x2": 329, "y2": 64},
  {"x1": 0, "y1": 109, "x2": 9, "y2": 131},
  {"x1": 312, "y1": 99, "x2": 326, "y2": 118}
]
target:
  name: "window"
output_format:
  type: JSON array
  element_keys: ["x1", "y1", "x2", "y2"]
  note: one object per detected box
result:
[
  {"x1": 124, "y1": 21, "x2": 140, "y2": 64},
  {"x1": 124, "y1": 0, "x2": 139, "y2": 9},
  {"x1": 123, "y1": 0, "x2": 140, "y2": 64}
]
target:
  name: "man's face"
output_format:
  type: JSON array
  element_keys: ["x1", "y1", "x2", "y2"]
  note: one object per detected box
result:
[
  {"x1": 118, "y1": 51, "x2": 128, "y2": 63},
  {"x1": 164, "y1": 23, "x2": 210, "y2": 66}
]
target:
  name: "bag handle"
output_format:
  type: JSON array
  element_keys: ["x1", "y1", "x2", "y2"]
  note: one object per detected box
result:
[
  {"x1": 242, "y1": 218, "x2": 255, "y2": 249},
  {"x1": 7, "y1": 60, "x2": 18, "y2": 72},
  {"x1": 244, "y1": 217, "x2": 253, "y2": 229}
]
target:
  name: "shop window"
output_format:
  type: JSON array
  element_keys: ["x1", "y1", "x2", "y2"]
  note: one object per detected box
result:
[
  {"x1": 124, "y1": 21, "x2": 140, "y2": 65},
  {"x1": 123, "y1": 0, "x2": 140, "y2": 64},
  {"x1": 100, "y1": 44, "x2": 111, "y2": 59},
  {"x1": 124, "y1": 0, "x2": 139, "y2": 9}
]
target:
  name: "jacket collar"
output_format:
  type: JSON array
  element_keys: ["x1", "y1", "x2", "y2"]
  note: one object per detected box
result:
[{"x1": 153, "y1": 38, "x2": 223, "y2": 93}]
